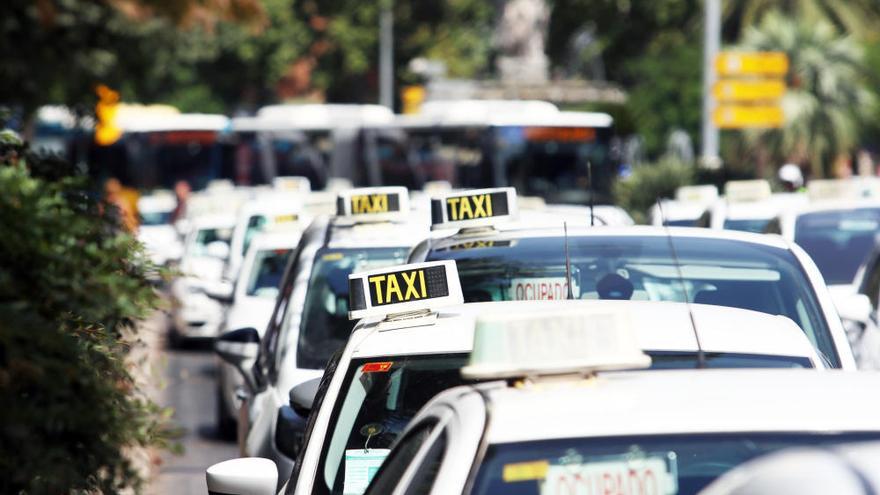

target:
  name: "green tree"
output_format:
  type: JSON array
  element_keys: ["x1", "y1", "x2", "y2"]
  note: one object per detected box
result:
[
  {"x1": 738, "y1": 11, "x2": 874, "y2": 178},
  {"x1": 724, "y1": 0, "x2": 880, "y2": 38},
  {"x1": 0, "y1": 133, "x2": 170, "y2": 492}
]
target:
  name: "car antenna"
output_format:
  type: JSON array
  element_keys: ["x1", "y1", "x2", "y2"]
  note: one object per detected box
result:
[
  {"x1": 563, "y1": 221, "x2": 574, "y2": 300},
  {"x1": 588, "y1": 160, "x2": 595, "y2": 227},
  {"x1": 657, "y1": 198, "x2": 707, "y2": 369}
]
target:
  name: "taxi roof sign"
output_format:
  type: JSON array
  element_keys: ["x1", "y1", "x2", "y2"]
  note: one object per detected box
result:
[
  {"x1": 336, "y1": 186, "x2": 410, "y2": 223},
  {"x1": 348, "y1": 260, "x2": 463, "y2": 320},
  {"x1": 675, "y1": 185, "x2": 718, "y2": 204},
  {"x1": 461, "y1": 307, "x2": 651, "y2": 380},
  {"x1": 272, "y1": 176, "x2": 311, "y2": 193},
  {"x1": 431, "y1": 187, "x2": 518, "y2": 231},
  {"x1": 807, "y1": 178, "x2": 880, "y2": 202},
  {"x1": 724, "y1": 179, "x2": 772, "y2": 203}
]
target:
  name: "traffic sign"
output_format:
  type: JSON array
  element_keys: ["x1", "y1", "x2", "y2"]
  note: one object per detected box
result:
[
  {"x1": 716, "y1": 52, "x2": 789, "y2": 77},
  {"x1": 713, "y1": 79, "x2": 786, "y2": 102},
  {"x1": 713, "y1": 105, "x2": 784, "y2": 129}
]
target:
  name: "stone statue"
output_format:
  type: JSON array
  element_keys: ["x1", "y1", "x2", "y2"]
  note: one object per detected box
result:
[{"x1": 494, "y1": 0, "x2": 550, "y2": 83}]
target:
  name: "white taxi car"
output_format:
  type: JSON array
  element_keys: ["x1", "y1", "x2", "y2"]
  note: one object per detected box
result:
[
  {"x1": 411, "y1": 188, "x2": 855, "y2": 369},
  {"x1": 358, "y1": 311, "x2": 880, "y2": 495},
  {"x1": 224, "y1": 195, "x2": 310, "y2": 285},
  {"x1": 700, "y1": 179, "x2": 807, "y2": 233},
  {"x1": 215, "y1": 231, "x2": 303, "y2": 437},
  {"x1": 136, "y1": 190, "x2": 183, "y2": 267},
  {"x1": 215, "y1": 187, "x2": 428, "y2": 479},
  {"x1": 650, "y1": 184, "x2": 718, "y2": 227},
  {"x1": 766, "y1": 178, "x2": 880, "y2": 295},
  {"x1": 169, "y1": 213, "x2": 235, "y2": 343},
  {"x1": 205, "y1": 259, "x2": 826, "y2": 495}
]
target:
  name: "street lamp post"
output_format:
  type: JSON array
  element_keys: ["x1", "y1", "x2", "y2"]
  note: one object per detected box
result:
[{"x1": 701, "y1": 0, "x2": 721, "y2": 169}]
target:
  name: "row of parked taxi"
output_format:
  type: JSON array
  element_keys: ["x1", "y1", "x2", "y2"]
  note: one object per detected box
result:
[{"x1": 137, "y1": 176, "x2": 880, "y2": 494}]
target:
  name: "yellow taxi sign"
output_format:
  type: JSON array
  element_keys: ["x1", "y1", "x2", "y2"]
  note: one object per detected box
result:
[
  {"x1": 713, "y1": 79, "x2": 786, "y2": 102},
  {"x1": 713, "y1": 105, "x2": 784, "y2": 129},
  {"x1": 336, "y1": 186, "x2": 410, "y2": 223},
  {"x1": 348, "y1": 260, "x2": 463, "y2": 320},
  {"x1": 716, "y1": 52, "x2": 789, "y2": 77},
  {"x1": 431, "y1": 187, "x2": 518, "y2": 231},
  {"x1": 272, "y1": 176, "x2": 311, "y2": 193}
]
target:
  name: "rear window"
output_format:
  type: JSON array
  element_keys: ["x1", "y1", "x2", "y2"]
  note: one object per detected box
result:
[{"x1": 795, "y1": 207, "x2": 880, "y2": 285}]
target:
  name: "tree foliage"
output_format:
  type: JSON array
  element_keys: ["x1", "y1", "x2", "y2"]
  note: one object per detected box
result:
[
  {"x1": 0, "y1": 134, "x2": 167, "y2": 493},
  {"x1": 738, "y1": 11, "x2": 875, "y2": 178}
]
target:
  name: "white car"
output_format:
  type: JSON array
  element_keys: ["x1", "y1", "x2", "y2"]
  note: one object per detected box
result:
[
  {"x1": 215, "y1": 231, "x2": 303, "y2": 438},
  {"x1": 410, "y1": 188, "x2": 856, "y2": 369},
  {"x1": 280, "y1": 259, "x2": 825, "y2": 495},
  {"x1": 700, "y1": 179, "x2": 807, "y2": 233},
  {"x1": 169, "y1": 214, "x2": 235, "y2": 342},
  {"x1": 137, "y1": 190, "x2": 183, "y2": 267},
  {"x1": 215, "y1": 187, "x2": 429, "y2": 480},
  {"x1": 650, "y1": 184, "x2": 718, "y2": 227},
  {"x1": 208, "y1": 305, "x2": 878, "y2": 495},
  {"x1": 225, "y1": 196, "x2": 310, "y2": 284}
]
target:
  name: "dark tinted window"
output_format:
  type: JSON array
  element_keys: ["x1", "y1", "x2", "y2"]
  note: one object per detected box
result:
[
  {"x1": 245, "y1": 248, "x2": 292, "y2": 297},
  {"x1": 426, "y1": 235, "x2": 837, "y2": 367},
  {"x1": 471, "y1": 433, "x2": 880, "y2": 495},
  {"x1": 723, "y1": 218, "x2": 771, "y2": 233},
  {"x1": 795, "y1": 208, "x2": 880, "y2": 285},
  {"x1": 364, "y1": 423, "x2": 437, "y2": 495}
]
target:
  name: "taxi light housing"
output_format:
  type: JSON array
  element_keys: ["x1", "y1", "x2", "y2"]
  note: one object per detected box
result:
[
  {"x1": 461, "y1": 308, "x2": 651, "y2": 380},
  {"x1": 348, "y1": 260, "x2": 463, "y2": 320},
  {"x1": 430, "y1": 187, "x2": 518, "y2": 231},
  {"x1": 724, "y1": 179, "x2": 772, "y2": 203},
  {"x1": 336, "y1": 186, "x2": 410, "y2": 224},
  {"x1": 807, "y1": 178, "x2": 880, "y2": 202},
  {"x1": 675, "y1": 185, "x2": 718, "y2": 204}
]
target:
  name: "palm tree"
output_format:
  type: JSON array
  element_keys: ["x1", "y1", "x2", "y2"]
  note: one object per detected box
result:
[
  {"x1": 725, "y1": 0, "x2": 880, "y2": 39},
  {"x1": 737, "y1": 11, "x2": 874, "y2": 178}
]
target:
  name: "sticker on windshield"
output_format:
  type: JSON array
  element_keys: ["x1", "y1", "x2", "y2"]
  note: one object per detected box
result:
[
  {"x1": 343, "y1": 449, "x2": 390, "y2": 495},
  {"x1": 538, "y1": 453, "x2": 678, "y2": 495},
  {"x1": 509, "y1": 277, "x2": 580, "y2": 301},
  {"x1": 274, "y1": 213, "x2": 299, "y2": 224}
]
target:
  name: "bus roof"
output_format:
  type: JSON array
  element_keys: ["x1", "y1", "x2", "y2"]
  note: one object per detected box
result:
[
  {"x1": 394, "y1": 100, "x2": 612, "y2": 128},
  {"x1": 234, "y1": 103, "x2": 394, "y2": 131},
  {"x1": 117, "y1": 112, "x2": 229, "y2": 132}
]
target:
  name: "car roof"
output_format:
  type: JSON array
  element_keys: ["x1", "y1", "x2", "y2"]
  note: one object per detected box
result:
[
  {"x1": 191, "y1": 214, "x2": 237, "y2": 229},
  {"x1": 473, "y1": 369, "x2": 880, "y2": 444},
  {"x1": 247, "y1": 231, "x2": 302, "y2": 251},
  {"x1": 324, "y1": 217, "x2": 430, "y2": 249},
  {"x1": 426, "y1": 225, "x2": 791, "y2": 251},
  {"x1": 349, "y1": 300, "x2": 819, "y2": 363}
]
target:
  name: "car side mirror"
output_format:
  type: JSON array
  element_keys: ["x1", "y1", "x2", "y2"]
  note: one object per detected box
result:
[
  {"x1": 837, "y1": 293, "x2": 873, "y2": 323},
  {"x1": 289, "y1": 377, "x2": 321, "y2": 417},
  {"x1": 206, "y1": 457, "x2": 277, "y2": 495},
  {"x1": 215, "y1": 327, "x2": 260, "y2": 392},
  {"x1": 275, "y1": 405, "x2": 308, "y2": 460},
  {"x1": 206, "y1": 240, "x2": 231, "y2": 260},
  {"x1": 206, "y1": 279, "x2": 235, "y2": 303}
]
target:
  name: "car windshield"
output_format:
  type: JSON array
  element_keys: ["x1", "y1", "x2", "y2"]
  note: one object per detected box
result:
[
  {"x1": 140, "y1": 210, "x2": 172, "y2": 226},
  {"x1": 317, "y1": 354, "x2": 471, "y2": 495},
  {"x1": 426, "y1": 235, "x2": 837, "y2": 367},
  {"x1": 190, "y1": 227, "x2": 231, "y2": 256},
  {"x1": 723, "y1": 218, "x2": 771, "y2": 233},
  {"x1": 242, "y1": 214, "x2": 268, "y2": 255},
  {"x1": 297, "y1": 247, "x2": 409, "y2": 369},
  {"x1": 664, "y1": 219, "x2": 699, "y2": 227},
  {"x1": 246, "y1": 248, "x2": 291, "y2": 298},
  {"x1": 471, "y1": 432, "x2": 880, "y2": 495},
  {"x1": 794, "y1": 207, "x2": 880, "y2": 285}
]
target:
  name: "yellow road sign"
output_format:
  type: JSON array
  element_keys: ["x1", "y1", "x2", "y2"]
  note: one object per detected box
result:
[
  {"x1": 713, "y1": 105, "x2": 784, "y2": 129},
  {"x1": 713, "y1": 79, "x2": 786, "y2": 102},
  {"x1": 716, "y1": 52, "x2": 789, "y2": 77}
]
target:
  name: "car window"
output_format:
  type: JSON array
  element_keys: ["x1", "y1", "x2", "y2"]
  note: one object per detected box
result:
[
  {"x1": 723, "y1": 218, "x2": 771, "y2": 233},
  {"x1": 287, "y1": 349, "x2": 344, "y2": 494},
  {"x1": 470, "y1": 432, "x2": 880, "y2": 495},
  {"x1": 317, "y1": 355, "x2": 470, "y2": 495},
  {"x1": 859, "y1": 250, "x2": 880, "y2": 310},
  {"x1": 242, "y1": 214, "x2": 268, "y2": 256},
  {"x1": 245, "y1": 248, "x2": 292, "y2": 298},
  {"x1": 190, "y1": 226, "x2": 232, "y2": 256},
  {"x1": 294, "y1": 247, "x2": 409, "y2": 370},
  {"x1": 364, "y1": 422, "x2": 438, "y2": 495},
  {"x1": 426, "y1": 235, "x2": 839, "y2": 367},
  {"x1": 794, "y1": 207, "x2": 880, "y2": 285},
  {"x1": 404, "y1": 428, "x2": 448, "y2": 495}
]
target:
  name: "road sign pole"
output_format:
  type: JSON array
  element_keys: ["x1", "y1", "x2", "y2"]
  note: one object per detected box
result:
[
  {"x1": 701, "y1": 0, "x2": 722, "y2": 169},
  {"x1": 379, "y1": 0, "x2": 394, "y2": 110}
]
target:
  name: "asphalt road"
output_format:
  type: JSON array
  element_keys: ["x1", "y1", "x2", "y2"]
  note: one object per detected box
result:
[{"x1": 148, "y1": 333, "x2": 239, "y2": 494}]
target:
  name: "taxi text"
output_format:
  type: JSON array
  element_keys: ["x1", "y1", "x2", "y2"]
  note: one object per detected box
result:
[
  {"x1": 446, "y1": 193, "x2": 494, "y2": 221},
  {"x1": 352, "y1": 194, "x2": 390, "y2": 214},
  {"x1": 368, "y1": 270, "x2": 428, "y2": 305}
]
